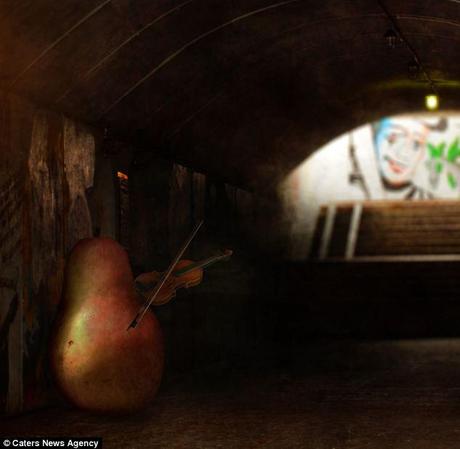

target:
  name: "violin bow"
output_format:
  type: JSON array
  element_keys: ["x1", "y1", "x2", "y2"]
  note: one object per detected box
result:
[{"x1": 127, "y1": 219, "x2": 204, "y2": 330}]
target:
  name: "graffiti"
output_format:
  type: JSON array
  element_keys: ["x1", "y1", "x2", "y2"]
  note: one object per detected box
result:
[
  {"x1": 348, "y1": 133, "x2": 370, "y2": 199},
  {"x1": 371, "y1": 116, "x2": 450, "y2": 199},
  {"x1": 374, "y1": 118, "x2": 428, "y2": 188},
  {"x1": 426, "y1": 138, "x2": 460, "y2": 190}
]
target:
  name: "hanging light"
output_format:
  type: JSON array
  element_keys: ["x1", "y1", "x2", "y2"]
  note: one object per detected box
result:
[
  {"x1": 384, "y1": 29, "x2": 398, "y2": 49},
  {"x1": 408, "y1": 60, "x2": 420, "y2": 80},
  {"x1": 425, "y1": 94, "x2": 439, "y2": 111}
]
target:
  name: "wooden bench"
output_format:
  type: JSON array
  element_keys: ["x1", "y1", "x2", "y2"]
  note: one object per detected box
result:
[{"x1": 311, "y1": 200, "x2": 460, "y2": 261}]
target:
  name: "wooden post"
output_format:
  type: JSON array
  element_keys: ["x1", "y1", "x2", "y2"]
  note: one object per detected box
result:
[
  {"x1": 6, "y1": 293, "x2": 22, "y2": 415},
  {"x1": 319, "y1": 204, "x2": 336, "y2": 260},
  {"x1": 345, "y1": 203, "x2": 363, "y2": 260}
]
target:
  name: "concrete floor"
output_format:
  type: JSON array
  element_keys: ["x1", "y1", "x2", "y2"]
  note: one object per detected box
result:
[{"x1": 2, "y1": 339, "x2": 460, "y2": 448}]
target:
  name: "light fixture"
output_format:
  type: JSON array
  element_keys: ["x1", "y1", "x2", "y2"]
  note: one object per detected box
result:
[
  {"x1": 408, "y1": 60, "x2": 420, "y2": 80},
  {"x1": 425, "y1": 94, "x2": 439, "y2": 111},
  {"x1": 384, "y1": 29, "x2": 398, "y2": 49},
  {"x1": 117, "y1": 171, "x2": 128, "y2": 181}
]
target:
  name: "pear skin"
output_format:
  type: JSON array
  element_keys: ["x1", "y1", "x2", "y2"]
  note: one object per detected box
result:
[{"x1": 50, "y1": 238, "x2": 164, "y2": 413}]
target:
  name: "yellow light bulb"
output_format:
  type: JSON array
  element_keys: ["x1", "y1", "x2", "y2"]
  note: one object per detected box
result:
[{"x1": 425, "y1": 94, "x2": 439, "y2": 111}]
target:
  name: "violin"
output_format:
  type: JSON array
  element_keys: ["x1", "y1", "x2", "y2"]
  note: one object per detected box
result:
[{"x1": 134, "y1": 250, "x2": 233, "y2": 305}]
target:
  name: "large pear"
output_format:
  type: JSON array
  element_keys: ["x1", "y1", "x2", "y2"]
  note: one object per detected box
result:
[{"x1": 50, "y1": 238, "x2": 164, "y2": 413}]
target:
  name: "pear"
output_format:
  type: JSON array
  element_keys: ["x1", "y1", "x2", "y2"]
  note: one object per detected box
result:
[{"x1": 50, "y1": 237, "x2": 164, "y2": 413}]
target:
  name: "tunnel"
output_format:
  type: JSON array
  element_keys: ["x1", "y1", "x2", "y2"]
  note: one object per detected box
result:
[{"x1": 2, "y1": 1, "x2": 460, "y2": 448}]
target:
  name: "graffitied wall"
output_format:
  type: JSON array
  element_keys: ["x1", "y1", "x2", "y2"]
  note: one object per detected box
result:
[{"x1": 281, "y1": 113, "x2": 460, "y2": 259}]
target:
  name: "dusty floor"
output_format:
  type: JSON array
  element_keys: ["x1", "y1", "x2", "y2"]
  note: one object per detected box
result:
[{"x1": 2, "y1": 339, "x2": 460, "y2": 448}]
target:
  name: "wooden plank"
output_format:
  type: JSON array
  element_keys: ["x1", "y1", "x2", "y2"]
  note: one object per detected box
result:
[
  {"x1": 6, "y1": 293, "x2": 22, "y2": 415},
  {"x1": 362, "y1": 214, "x2": 460, "y2": 223},
  {"x1": 358, "y1": 250, "x2": 460, "y2": 257},
  {"x1": 359, "y1": 227, "x2": 460, "y2": 233},
  {"x1": 327, "y1": 210, "x2": 352, "y2": 258},
  {"x1": 319, "y1": 204, "x2": 336, "y2": 260},
  {"x1": 356, "y1": 235, "x2": 460, "y2": 245},
  {"x1": 345, "y1": 203, "x2": 362, "y2": 260},
  {"x1": 322, "y1": 254, "x2": 460, "y2": 263},
  {"x1": 309, "y1": 208, "x2": 326, "y2": 258}
]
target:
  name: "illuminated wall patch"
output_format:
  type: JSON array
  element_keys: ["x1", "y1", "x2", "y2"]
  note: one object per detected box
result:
[{"x1": 281, "y1": 113, "x2": 460, "y2": 259}]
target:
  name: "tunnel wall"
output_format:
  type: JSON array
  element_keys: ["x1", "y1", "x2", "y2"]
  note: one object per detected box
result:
[
  {"x1": 124, "y1": 151, "x2": 283, "y2": 383},
  {"x1": 0, "y1": 93, "x2": 284, "y2": 415}
]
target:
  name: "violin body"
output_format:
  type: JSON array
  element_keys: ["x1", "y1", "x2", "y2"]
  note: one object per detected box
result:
[
  {"x1": 50, "y1": 237, "x2": 164, "y2": 413},
  {"x1": 134, "y1": 250, "x2": 232, "y2": 306},
  {"x1": 135, "y1": 259, "x2": 203, "y2": 305}
]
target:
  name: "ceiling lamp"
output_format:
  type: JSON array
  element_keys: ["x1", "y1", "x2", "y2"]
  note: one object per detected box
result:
[
  {"x1": 384, "y1": 29, "x2": 398, "y2": 49},
  {"x1": 408, "y1": 60, "x2": 420, "y2": 80},
  {"x1": 425, "y1": 94, "x2": 439, "y2": 111}
]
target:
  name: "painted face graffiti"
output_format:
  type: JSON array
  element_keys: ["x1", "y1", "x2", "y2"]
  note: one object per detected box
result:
[{"x1": 374, "y1": 118, "x2": 430, "y2": 188}]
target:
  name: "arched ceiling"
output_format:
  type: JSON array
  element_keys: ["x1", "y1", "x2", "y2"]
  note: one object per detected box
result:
[{"x1": 2, "y1": 0, "x2": 460, "y2": 190}]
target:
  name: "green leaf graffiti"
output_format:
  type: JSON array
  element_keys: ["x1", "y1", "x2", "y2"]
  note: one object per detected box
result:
[
  {"x1": 447, "y1": 138, "x2": 460, "y2": 163},
  {"x1": 428, "y1": 142, "x2": 445, "y2": 160},
  {"x1": 427, "y1": 139, "x2": 460, "y2": 189}
]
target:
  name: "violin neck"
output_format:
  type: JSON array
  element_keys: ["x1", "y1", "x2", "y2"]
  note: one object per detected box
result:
[{"x1": 173, "y1": 252, "x2": 231, "y2": 277}]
